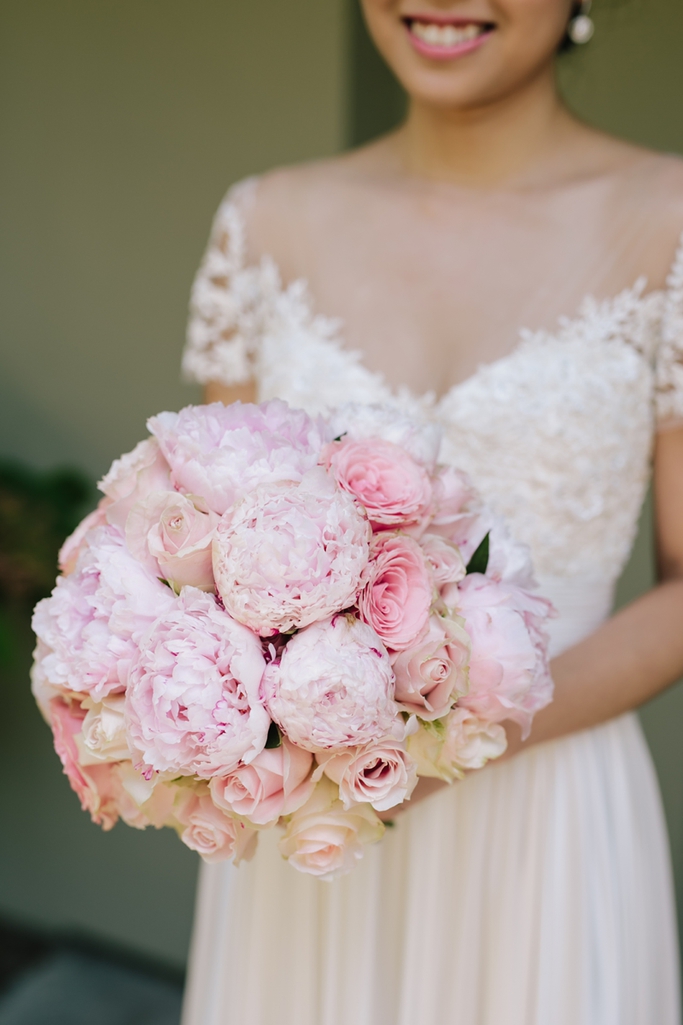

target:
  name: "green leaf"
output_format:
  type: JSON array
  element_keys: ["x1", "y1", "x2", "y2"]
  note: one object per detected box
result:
[
  {"x1": 420, "y1": 716, "x2": 447, "y2": 739},
  {"x1": 466, "y1": 531, "x2": 490, "y2": 575},
  {"x1": 265, "y1": 722, "x2": 282, "y2": 749}
]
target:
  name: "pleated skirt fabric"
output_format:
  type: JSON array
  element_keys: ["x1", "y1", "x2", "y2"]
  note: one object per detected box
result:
[{"x1": 181, "y1": 711, "x2": 680, "y2": 1025}]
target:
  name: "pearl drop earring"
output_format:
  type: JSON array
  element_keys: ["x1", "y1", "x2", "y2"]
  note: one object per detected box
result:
[{"x1": 568, "y1": 0, "x2": 595, "y2": 44}]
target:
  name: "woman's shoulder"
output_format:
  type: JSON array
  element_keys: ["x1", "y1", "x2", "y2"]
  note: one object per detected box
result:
[
  {"x1": 230, "y1": 143, "x2": 396, "y2": 268},
  {"x1": 570, "y1": 128, "x2": 683, "y2": 284},
  {"x1": 590, "y1": 133, "x2": 683, "y2": 226}
]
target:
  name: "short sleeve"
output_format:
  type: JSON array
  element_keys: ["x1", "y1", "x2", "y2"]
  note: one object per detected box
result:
[
  {"x1": 656, "y1": 231, "x2": 683, "y2": 428},
  {"x1": 182, "y1": 177, "x2": 274, "y2": 387}
]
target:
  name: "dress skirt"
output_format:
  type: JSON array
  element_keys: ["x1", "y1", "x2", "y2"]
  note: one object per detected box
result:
[{"x1": 181, "y1": 576, "x2": 680, "y2": 1025}]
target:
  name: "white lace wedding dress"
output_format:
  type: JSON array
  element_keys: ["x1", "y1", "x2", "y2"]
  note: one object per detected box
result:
[{"x1": 179, "y1": 180, "x2": 683, "y2": 1025}]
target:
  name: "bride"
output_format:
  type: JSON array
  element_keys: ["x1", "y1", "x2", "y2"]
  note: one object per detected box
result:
[{"x1": 180, "y1": 1, "x2": 683, "y2": 1022}]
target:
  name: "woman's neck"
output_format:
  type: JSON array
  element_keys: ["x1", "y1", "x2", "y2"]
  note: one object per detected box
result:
[{"x1": 394, "y1": 67, "x2": 580, "y2": 189}]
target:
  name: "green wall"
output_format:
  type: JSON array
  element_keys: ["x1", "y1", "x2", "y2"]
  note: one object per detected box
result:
[
  {"x1": 1, "y1": 0, "x2": 683, "y2": 971},
  {"x1": 0, "y1": 0, "x2": 347, "y2": 968}
]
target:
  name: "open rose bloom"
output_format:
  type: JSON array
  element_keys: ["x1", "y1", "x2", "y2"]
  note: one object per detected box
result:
[{"x1": 32, "y1": 400, "x2": 554, "y2": 880}]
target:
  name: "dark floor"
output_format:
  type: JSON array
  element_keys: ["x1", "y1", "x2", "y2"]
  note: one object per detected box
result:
[{"x1": 0, "y1": 919, "x2": 183, "y2": 1025}]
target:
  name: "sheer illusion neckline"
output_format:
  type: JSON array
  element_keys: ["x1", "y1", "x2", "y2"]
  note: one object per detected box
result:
[
  {"x1": 220, "y1": 175, "x2": 683, "y2": 409},
  {"x1": 184, "y1": 186, "x2": 683, "y2": 417},
  {"x1": 266, "y1": 257, "x2": 665, "y2": 409}
]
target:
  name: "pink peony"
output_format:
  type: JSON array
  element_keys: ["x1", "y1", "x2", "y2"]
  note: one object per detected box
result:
[
  {"x1": 125, "y1": 588, "x2": 269, "y2": 778},
  {"x1": 175, "y1": 785, "x2": 258, "y2": 864},
  {"x1": 323, "y1": 436, "x2": 433, "y2": 532},
  {"x1": 32, "y1": 526, "x2": 175, "y2": 702},
  {"x1": 98, "y1": 438, "x2": 173, "y2": 532},
  {"x1": 58, "y1": 500, "x2": 111, "y2": 575},
  {"x1": 357, "y1": 533, "x2": 432, "y2": 651},
  {"x1": 213, "y1": 468, "x2": 370, "y2": 636},
  {"x1": 148, "y1": 400, "x2": 329, "y2": 516},
  {"x1": 209, "y1": 739, "x2": 314, "y2": 826},
  {"x1": 484, "y1": 515, "x2": 536, "y2": 589},
  {"x1": 126, "y1": 491, "x2": 218, "y2": 591},
  {"x1": 419, "y1": 533, "x2": 467, "y2": 588},
  {"x1": 392, "y1": 612, "x2": 470, "y2": 720},
  {"x1": 316, "y1": 739, "x2": 417, "y2": 812},
  {"x1": 327, "y1": 404, "x2": 442, "y2": 470},
  {"x1": 278, "y1": 776, "x2": 384, "y2": 880},
  {"x1": 263, "y1": 614, "x2": 399, "y2": 752},
  {"x1": 438, "y1": 502, "x2": 535, "y2": 589},
  {"x1": 407, "y1": 708, "x2": 508, "y2": 782},
  {"x1": 443, "y1": 574, "x2": 554, "y2": 736}
]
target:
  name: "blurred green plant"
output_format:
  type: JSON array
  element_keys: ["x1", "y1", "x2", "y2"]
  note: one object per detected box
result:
[{"x1": 0, "y1": 461, "x2": 94, "y2": 665}]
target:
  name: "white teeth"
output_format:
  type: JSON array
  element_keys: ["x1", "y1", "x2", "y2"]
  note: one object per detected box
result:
[{"x1": 410, "y1": 20, "x2": 483, "y2": 47}]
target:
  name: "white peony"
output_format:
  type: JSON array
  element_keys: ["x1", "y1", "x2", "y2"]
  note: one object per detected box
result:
[{"x1": 264, "y1": 614, "x2": 400, "y2": 752}]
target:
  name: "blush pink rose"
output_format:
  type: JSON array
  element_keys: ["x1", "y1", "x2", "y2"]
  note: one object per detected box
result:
[
  {"x1": 32, "y1": 526, "x2": 175, "y2": 702},
  {"x1": 323, "y1": 437, "x2": 433, "y2": 531},
  {"x1": 263, "y1": 614, "x2": 400, "y2": 752},
  {"x1": 209, "y1": 739, "x2": 315, "y2": 826},
  {"x1": 213, "y1": 468, "x2": 369, "y2": 636},
  {"x1": 391, "y1": 612, "x2": 470, "y2": 720},
  {"x1": 126, "y1": 491, "x2": 218, "y2": 591},
  {"x1": 175, "y1": 785, "x2": 258, "y2": 864},
  {"x1": 148, "y1": 400, "x2": 329, "y2": 515},
  {"x1": 357, "y1": 533, "x2": 432, "y2": 651},
  {"x1": 316, "y1": 739, "x2": 418, "y2": 812},
  {"x1": 419, "y1": 533, "x2": 467, "y2": 588},
  {"x1": 278, "y1": 777, "x2": 384, "y2": 880},
  {"x1": 58, "y1": 500, "x2": 111, "y2": 575},
  {"x1": 98, "y1": 438, "x2": 173, "y2": 532},
  {"x1": 443, "y1": 574, "x2": 554, "y2": 736},
  {"x1": 125, "y1": 588, "x2": 269, "y2": 778}
]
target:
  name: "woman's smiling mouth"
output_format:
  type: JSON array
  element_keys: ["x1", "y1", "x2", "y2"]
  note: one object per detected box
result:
[{"x1": 403, "y1": 15, "x2": 495, "y2": 60}]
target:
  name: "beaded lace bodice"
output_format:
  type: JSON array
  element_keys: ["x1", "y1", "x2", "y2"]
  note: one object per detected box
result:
[{"x1": 182, "y1": 183, "x2": 683, "y2": 584}]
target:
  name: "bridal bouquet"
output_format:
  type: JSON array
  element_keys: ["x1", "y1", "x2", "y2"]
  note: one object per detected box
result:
[{"x1": 31, "y1": 400, "x2": 554, "y2": 880}]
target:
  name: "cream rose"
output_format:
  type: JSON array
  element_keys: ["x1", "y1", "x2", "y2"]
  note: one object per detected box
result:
[
  {"x1": 407, "y1": 708, "x2": 508, "y2": 782},
  {"x1": 278, "y1": 777, "x2": 384, "y2": 880}
]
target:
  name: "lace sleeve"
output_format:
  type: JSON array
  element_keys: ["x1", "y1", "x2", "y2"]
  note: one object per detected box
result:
[
  {"x1": 656, "y1": 231, "x2": 683, "y2": 427},
  {"x1": 182, "y1": 177, "x2": 273, "y2": 387}
]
